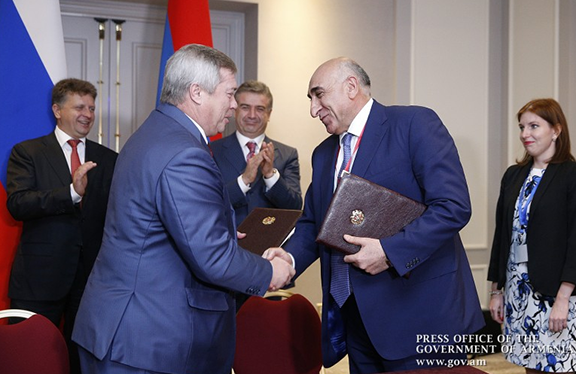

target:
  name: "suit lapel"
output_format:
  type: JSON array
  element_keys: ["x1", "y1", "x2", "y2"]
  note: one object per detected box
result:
[
  {"x1": 319, "y1": 136, "x2": 339, "y2": 215},
  {"x1": 505, "y1": 164, "x2": 530, "y2": 227},
  {"x1": 83, "y1": 140, "x2": 102, "y2": 204},
  {"x1": 264, "y1": 135, "x2": 280, "y2": 162},
  {"x1": 530, "y1": 162, "x2": 558, "y2": 215},
  {"x1": 350, "y1": 101, "x2": 389, "y2": 178},
  {"x1": 42, "y1": 133, "x2": 71, "y2": 186},
  {"x1": 222, "y1": 135, "x2": 246, "y2": 174}
]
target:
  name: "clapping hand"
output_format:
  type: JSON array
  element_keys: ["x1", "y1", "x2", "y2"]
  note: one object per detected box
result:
[{"x1": 72, "y1": 161, "x2": 97, "y2": 196}]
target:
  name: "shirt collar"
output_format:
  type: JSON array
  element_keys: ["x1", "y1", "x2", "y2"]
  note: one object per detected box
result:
[
  {"x1": 184, "y1": 113, "x2": 209, "y2": 144},
  {"x1": 236, "y1": 132, "x2": 265, "y2": 148},
  {"x1": 340, "y1": 98, "x2": 373, "y2": 141},
  {"x1": 54, "y1": 126, "x2": 86, "y2": 147}
]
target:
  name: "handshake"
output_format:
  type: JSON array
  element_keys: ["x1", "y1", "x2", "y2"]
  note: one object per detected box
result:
[{"x1": 262, "y1": 247, "x2": 295, "y2": 292}]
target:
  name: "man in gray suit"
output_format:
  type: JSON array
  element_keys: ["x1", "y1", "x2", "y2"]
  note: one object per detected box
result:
[{"x1": 211, "y1": 80, "x2": 302, "y2": 225}]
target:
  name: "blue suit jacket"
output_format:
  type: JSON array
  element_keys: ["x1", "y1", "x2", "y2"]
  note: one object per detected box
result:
[
  {"x1": 285, "y1": 101, "x2": 484, "y2": 366},
  {"x1": 72, "y1": 104, "x2": 273, "y2": 374},
  {"x1": 210, "y1": 133, "x2": 302, "y2": 224}
]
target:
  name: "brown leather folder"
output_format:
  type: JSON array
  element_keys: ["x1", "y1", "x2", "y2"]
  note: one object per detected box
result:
[
  {"x1": 316, "y1": 172, "x2": 426, "y2": 254},
  {"x1": 237, "y1": 208, "x2": 303, "y2": 255}
]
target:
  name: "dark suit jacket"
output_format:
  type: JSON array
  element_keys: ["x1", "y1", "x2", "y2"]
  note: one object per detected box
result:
[
  {"x1": 488, "y1": 161, "x2": 576, "y2": 296},
  {"x1": 72, "y1": 104, "x2": 273, "y2": 374},
  {"x1": 285, "y1": 101, "x2": 484, "y2": 366},
  {"x1": 6, "y1": 133, "x2": 117, "y2": 301},
  {"x1": 211, "y1": 132, "x2": 302, "y2": 224}
]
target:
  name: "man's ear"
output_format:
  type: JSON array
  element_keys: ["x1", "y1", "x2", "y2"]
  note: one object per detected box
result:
[
  {"x1": 189, "y1": 83, "x2": 203, "y2": 105},
  {"x1": 52, "y1": 103, "x2": 61, "y2": 119},
  {"x1": 345, "y1": 75, "x2": 360, "y2": 99}
]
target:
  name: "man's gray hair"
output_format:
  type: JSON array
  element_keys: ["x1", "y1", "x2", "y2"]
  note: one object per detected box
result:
[
  {"x1": 339, "y1": 58, "x2": 371, "y2": 96},
  {"x1": 160, "y1": 44, "x2": 237, "y2": 105}
]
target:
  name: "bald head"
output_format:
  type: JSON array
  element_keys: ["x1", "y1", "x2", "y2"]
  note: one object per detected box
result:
[{"x1": 307, "y1": 57, "x2": 372, "y2": 135}]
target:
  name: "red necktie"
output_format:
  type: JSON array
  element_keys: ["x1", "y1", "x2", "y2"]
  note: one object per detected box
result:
[
  {"x1": 67, "y1": 139, "x2": 81, "y2": 177},
  {"x1": 246, "y1": 141, "x2": 256, "y2": 161}
]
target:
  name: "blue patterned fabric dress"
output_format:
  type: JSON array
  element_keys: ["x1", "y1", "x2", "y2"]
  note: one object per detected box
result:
[{"x1": 503, "y1": 168, "x2": 576, "y2": 372}]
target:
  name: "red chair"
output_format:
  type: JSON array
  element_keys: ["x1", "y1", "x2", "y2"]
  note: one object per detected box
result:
[
  {"x1": 234, "y1": 293, "x2": 323, "y2": 374},
  {"x1": 0, "y1": 309, "x2": 69, "y2": 374}
]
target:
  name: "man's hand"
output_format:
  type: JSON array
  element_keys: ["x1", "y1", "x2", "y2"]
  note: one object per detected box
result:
[
  {"x1": 241, "y1": 153, "x2": 263, "y2": 186},
  {"x1": 72, "y1": 161, "x2": 97, "y2": 196},
  {"x1": 260, "y1": 141, "x2": 275, "y2": 178},
  {"x1": 262, "y1": 247, "x2": 293, "y2": 265},
  {"x1": 269, "y1": 256, "x2": 295, "y2": 291},
  {"x1": 237, "y1": 231, "x2": 246, "y2": 240},
  {"x1": 342, "y1": 234, "x2": 389, "y2": 275}
]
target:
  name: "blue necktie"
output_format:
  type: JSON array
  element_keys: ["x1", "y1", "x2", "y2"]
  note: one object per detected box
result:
[{"x1": 330, "y1": 133, "x2": 353, "y2": 307}]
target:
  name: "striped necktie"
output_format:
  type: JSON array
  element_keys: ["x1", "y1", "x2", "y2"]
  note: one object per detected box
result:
[{"x1": 330, "y1": 133, "x2": 353, "y2": 307}]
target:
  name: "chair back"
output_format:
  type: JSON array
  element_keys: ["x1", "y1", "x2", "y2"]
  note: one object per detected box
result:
[
  {"x1": 234, "y1": 293, "x2": 322, "y2": 374},
  {"x1": 0, "y1": 309, "x2": 69, "y2": 374}
]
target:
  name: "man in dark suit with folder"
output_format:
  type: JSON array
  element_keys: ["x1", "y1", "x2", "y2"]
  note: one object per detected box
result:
[{"x1": 265, "y1": 57, "x2": 484, "y2": 373}]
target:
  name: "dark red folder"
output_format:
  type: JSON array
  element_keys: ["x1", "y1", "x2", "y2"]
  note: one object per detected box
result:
[
  {"x1": 316, "y1": 173, "x2": 426, "y2": 254},
  {"x1": 238, "y1": 208, "x2": 303, "y2": 255}
]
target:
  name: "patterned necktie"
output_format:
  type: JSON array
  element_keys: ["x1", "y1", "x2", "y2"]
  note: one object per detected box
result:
[
  {"x1": 330, "y1": 133, "x2": 353, "y2": 307},
  {"x1": 246, "y1": 141, "x2": 257, "y2": 161},
  {"x1": 67, "y1": 139, "x2": 81, "y2": 177}
]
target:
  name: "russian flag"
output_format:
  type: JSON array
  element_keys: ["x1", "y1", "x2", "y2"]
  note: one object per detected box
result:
[
  {"x1": 0, "y1": 0, "x2": 67, "y2": 311},
  {"x1": 156, "y1": 0, "x2": 221, "y2": 140}
]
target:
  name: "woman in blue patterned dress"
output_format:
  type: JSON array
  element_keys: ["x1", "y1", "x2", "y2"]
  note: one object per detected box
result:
[{"x1": 488, "y1": 98, "x2": 576, "y2": 373}]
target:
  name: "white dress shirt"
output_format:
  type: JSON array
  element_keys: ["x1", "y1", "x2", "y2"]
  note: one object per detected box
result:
[{"x1": 333, "y1": 98, "x2": 374, "y2": 189}]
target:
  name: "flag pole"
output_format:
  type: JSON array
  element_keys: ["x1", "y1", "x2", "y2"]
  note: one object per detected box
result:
[
  {"x1": 94, "y1": 18, "x2": 107, "y2": 145},
  {"x1": 112, "y1": 19, "x2": 125, "y2": 152}
]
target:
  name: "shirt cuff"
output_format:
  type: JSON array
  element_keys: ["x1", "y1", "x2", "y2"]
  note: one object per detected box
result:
[
  {"x1": 287, "y1": 252, "x2": 296, "y2": 269},
  {"x1": 70, "y1": 184, "x2": 82, "y2": 204},
  {"x1": 263, "y1": 169, "x2": 280, "y2": 190},
  {"x1": 237, "y1": 175, "x2": 251, "y2": 194}
]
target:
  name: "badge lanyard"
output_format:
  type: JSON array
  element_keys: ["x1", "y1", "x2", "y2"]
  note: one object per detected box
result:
[{"x1": 517, "y1": 172, "x2": 543, "y2": 229}]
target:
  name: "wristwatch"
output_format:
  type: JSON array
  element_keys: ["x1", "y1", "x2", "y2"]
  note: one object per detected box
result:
[{"x1": 264, "y1": 168, "x2": 278, "y2": 179}]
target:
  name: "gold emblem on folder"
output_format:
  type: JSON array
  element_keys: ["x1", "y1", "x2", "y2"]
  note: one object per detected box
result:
[
  {"x1": 262, "y1": 216, "x2": 276, "y2": 225},
  {"x1": 350, "y1": 210, "x2": 365, "y2": 225}
]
